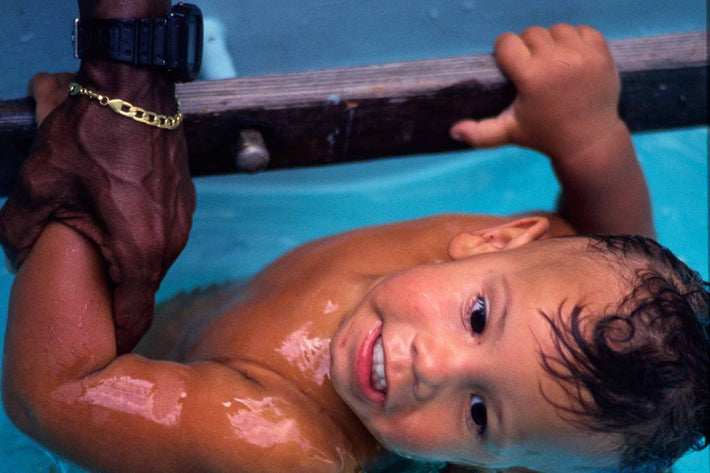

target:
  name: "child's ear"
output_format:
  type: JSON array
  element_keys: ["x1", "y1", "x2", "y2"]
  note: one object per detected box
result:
[{"x1": 447, "y1": 217, "x2": 550, "y2": 260}]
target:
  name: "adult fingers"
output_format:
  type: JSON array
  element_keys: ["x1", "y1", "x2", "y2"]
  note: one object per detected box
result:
[{"x1": 112, "y1": 279, "x2": 158, "y2": 355}]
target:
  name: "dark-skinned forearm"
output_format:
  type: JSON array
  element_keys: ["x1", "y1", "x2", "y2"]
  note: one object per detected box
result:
[
  {"x1": 79, "y1": 0, "x2": 170, "y2": 21},
  {"x1": 76, "y1": 0, "x2": 175, "y2": 107}
]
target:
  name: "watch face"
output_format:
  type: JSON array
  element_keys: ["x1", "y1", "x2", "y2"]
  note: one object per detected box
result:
[{"x1": 168, "y1": 3, "x2": 203, "y2": 82}]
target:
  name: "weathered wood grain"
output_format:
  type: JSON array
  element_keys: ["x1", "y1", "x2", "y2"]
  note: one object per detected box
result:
[{"x1": 0, "y1": 31, "x2": 706, "y2": 195}]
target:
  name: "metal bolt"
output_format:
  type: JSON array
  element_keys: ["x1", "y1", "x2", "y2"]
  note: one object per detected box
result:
[{"x1": 233, "y1": 129, "x2": 269, "y2": 173}]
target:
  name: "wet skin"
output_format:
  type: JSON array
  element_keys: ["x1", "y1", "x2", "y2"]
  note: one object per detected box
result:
[
  {"x1": 4, "y1": 213, "x2": 628, "y2": 473},
  {"x1": 143, "y1": 213, "x2": 617, "y2": 472},
  {"x1": 4, "y1": 23, "x2": 655, "y2": 473},
  {"x1": 330, "y1": 236, "x2": 623, "y2": 472},
  {"x1": 151, "y1": 214, "x2": 541, "y2": 468}
]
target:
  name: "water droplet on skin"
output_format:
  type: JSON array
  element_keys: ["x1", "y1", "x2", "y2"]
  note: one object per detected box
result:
[
  {"x1": 324, "y1": 300, "x2": 339, "y2": 314},
  {"x1": 276, "y1": 325, "x2": 331, "y2": 386}
]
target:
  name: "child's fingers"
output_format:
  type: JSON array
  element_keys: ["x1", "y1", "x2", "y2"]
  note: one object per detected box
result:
[
  {"x1": 450, "y1": 108, "x2": 517, "y2": 149},
  {"x1": 519, "y1": 26, "x2": 554, "y2": 53},
  {"x1": 549, "y1": 23, "x2": 584, "y2": 47},
  {"x1": 493, "y1": 32, "x2": 531, "y2": 81},
  {"x1": 576, "y1": 25, "x2": 608, "y2": 49}
]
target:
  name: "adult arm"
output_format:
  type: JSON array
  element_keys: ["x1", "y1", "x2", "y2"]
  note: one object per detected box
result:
[
  {"x1": 451, "y1": 25, "x2": 654, "y2": 238},
  {"x1": 0, "y1": 0, "x2": 196, "y2": 353}
]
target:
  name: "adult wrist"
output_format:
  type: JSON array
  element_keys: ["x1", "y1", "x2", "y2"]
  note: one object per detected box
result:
[
  {"x1": 74, "y1": 1, "x2": 176, "y2": 99},
  {"x1": 74, "y1": 2, "x2": 203, "y2": 84},
  {"x1": 78, "y1": 0, "x2": 170, "y2": 20},
  {"x1": 75, "y1": 62, "x2": 174, "y2": 103}
]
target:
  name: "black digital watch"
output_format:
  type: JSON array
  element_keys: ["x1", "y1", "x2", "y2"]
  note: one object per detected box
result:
[{"x1": 72, "y1": 2, "x2": 203, "y2": 82}]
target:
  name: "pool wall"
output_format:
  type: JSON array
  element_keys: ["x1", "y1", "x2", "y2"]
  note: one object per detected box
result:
[
  {"x1": 0, "y1": 1, "x2": 708, "y2": 472},
  {"x1": 1, "y1": 0, "x2": 707, "y2": 97}
]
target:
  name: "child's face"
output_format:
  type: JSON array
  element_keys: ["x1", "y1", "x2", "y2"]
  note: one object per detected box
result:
[{"x1": 331, "y1": 238, "x2": 623, "y2": 472}]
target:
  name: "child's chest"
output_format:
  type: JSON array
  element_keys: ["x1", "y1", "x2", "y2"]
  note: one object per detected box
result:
[{"x1": 186, "y1": 265, "x2": 372, "y2": 401}]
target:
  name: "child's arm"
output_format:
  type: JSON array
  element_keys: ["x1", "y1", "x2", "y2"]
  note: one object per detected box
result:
[
  {"x1": 451, "y1": 24, "x2": 654, "y2": 238},
  {"x1": 2, "y1": 222, "x2": 354, "y2": 473}
]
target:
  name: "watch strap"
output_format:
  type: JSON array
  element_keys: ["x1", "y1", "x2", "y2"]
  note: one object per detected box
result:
[{"x1": 74, "y1": 18, "x2": 168, "y2": 67}]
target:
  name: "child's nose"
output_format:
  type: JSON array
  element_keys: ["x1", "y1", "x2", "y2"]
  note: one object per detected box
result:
[{"x1": 411, "y1": 332, "x2": 475, "y2": 402}]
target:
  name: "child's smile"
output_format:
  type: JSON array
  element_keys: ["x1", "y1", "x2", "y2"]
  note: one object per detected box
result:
[{"x1": 331, "y1": 236, "x2": 624, "y2": 472}]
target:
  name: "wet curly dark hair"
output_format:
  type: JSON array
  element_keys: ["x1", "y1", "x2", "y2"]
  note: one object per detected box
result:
[{"x1": 538, "y1": 235, "x2": 709, "y2": 473}]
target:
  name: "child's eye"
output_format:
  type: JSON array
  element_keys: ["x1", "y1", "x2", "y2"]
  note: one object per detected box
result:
[
  {"x1": 469, "y1": 296, "x2": 487, "y2": 335},
  {"x1": 470, "y1": 395, "x2": 488, "y2": 436}
]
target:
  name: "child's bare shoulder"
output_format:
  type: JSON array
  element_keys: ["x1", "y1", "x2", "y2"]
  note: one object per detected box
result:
[
  {"x1": 51, "y1": 353, "x2": 362, "y2": 473},
  {"x1": 189, "y1": 358, "x2": 364, "y2": 472}
]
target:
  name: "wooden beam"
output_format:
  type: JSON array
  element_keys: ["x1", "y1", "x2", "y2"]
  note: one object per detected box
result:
[{"x1": 0, "y1": 31, "x2": 706, "y2": 195}]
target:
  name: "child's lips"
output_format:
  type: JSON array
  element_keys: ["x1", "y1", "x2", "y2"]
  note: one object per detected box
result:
[{"x1": 355, "y1": 324, "x2": 386, "y2": 406}]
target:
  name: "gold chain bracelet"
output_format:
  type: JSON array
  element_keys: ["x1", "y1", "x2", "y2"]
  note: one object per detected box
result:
[{"x1": 68, "y1": 82, "x2": 182, "y2": 130}]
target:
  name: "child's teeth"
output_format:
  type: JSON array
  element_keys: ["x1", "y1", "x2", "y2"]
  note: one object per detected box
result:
[{"x1": 371, "y1": 336, "x2": 387, "y2": 393}]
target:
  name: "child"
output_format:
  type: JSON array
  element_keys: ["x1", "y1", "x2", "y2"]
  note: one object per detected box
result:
[{"x1": 2, "y1": 24, "x2": 708, "y2": 473}]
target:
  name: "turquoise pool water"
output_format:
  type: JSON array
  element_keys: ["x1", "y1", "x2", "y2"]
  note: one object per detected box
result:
[{"x1": 0, "y1": 126, "x2": 707, "y2": 472}]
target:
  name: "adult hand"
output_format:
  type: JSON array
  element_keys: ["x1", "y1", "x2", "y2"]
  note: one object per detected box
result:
[{"x1": 0, "y1": 65, "x2": 196, "y2": 354}]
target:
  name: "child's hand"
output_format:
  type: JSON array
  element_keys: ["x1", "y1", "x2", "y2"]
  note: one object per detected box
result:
[{"x1": 451, "y1": 24, "x2": 623, "y2": 163}]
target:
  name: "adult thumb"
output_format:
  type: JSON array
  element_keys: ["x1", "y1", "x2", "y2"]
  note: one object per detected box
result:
[{"x1": 450, "y1": 108, "x2": 517, "y2": 149}]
